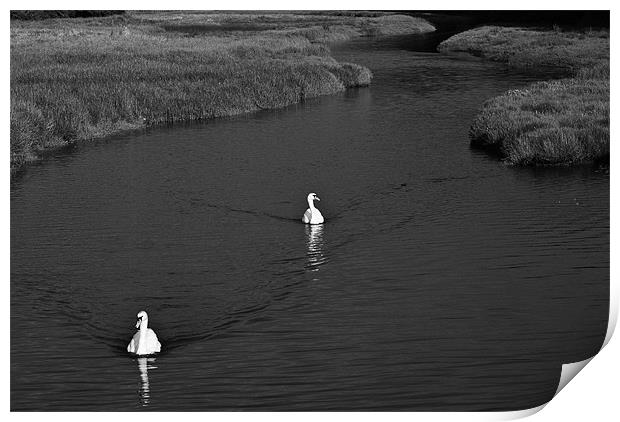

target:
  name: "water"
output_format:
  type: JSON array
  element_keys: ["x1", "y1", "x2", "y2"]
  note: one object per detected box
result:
[{"x1": 10, "y1": 33, "x2": 609, "y2": 411}]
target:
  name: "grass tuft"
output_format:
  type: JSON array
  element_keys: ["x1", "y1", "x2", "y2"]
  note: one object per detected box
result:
[{"x1": 440, "y1": 26, "x2": 609, "y2": 166}]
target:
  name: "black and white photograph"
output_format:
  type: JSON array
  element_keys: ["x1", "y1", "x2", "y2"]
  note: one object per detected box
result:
[{"x1": 8, "y1": 2, "x2": 614, "y2": 414}]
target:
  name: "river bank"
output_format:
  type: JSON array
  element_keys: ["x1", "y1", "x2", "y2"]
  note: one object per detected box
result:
[
  {"x1": 439, "y1": 26, "x2": 609, "y2": 166},
  {"x1": 10, "y1": 11, "x2": 435, "y2": 172}
]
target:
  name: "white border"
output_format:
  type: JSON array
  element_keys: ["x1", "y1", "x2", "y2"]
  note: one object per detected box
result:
[{"x1": 4, "y1": 1, "x2": 617, "y2": 420}]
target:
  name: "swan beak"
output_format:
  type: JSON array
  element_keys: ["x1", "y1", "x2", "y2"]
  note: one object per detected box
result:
[
  {"x1": 136, "y1": 319, "x2": 141, "y2": 329},
  {"x1": 315, "y1": 196, "x2": 321, "y2": 202}
]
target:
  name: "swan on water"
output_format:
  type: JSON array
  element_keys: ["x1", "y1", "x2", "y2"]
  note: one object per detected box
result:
[
  {"x1": 127, "y1": 311, "x2": 161, "y2": 356},
  {"x1": 302, "y1": 193, "x2": 324, "y2": 225}
]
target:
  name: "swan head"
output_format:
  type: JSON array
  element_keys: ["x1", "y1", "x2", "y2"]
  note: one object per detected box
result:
[
  {"x1": 307, "y1": 192, "x2": 321, "y2": 203},
  {"x1": 136, "y1": 311, "x2": 148, "y2": 329}
]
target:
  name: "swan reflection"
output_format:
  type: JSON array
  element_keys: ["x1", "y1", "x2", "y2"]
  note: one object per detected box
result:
[
  {"x1": 305, "y1": 224, "x2": 327, "y2": 279},
  {"x1": 137, "y1": 357, "x2": 157, "y2": 407}
]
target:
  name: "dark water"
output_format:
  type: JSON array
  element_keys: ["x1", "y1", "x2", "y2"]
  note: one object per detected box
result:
[{"x1": 11, "y1": 33, "x2": 609, "y2": 411}]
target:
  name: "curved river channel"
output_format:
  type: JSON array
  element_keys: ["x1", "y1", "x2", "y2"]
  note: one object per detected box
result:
[{"x1": 11, "y1": 32, "x2": 609, "y2": 410}]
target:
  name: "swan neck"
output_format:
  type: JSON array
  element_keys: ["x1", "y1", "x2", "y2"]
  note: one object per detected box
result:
[
  {"x1": 137, "y1": 319, "x2": 148, "y2": 353},
  {"x1": 308, "y1": 198, "x2": 316, "y2": 210}
]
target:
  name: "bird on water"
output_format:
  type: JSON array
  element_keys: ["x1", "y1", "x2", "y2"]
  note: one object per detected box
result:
[
  {"x1": 127, "y1": 311, "x2": 161, "y2": 356},
  {"x1": 302, "y1": 193, "x2": 324, "y2": 225}
]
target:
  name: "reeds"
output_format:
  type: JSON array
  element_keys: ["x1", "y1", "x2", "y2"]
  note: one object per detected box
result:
[
  {"x1": 10, "y1": 12, "x2": 434, "y2": 171},
  {"x1": 439, "y1": 26, "x2": 609, "y2": 166}
]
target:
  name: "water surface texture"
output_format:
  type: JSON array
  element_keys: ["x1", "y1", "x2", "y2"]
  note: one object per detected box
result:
[{"x1": 11, "y1": 33, "x2": 609, "y2": 410}]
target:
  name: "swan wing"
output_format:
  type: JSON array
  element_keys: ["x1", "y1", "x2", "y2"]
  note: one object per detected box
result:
[
  {"x1": 148, "y1": 329, "x2": 162, "y2": 353},
  {"x1": 127, "y1": 331, "x2": 140, "y2": 353},
  {"x1": 312, "y1": 209, "x2": 324, "y2": 224},
  {"x1": 302, "y1": 208, "x2": 312, "y2": 223}
]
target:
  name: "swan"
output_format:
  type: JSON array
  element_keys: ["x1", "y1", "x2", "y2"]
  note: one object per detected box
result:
[
  {"x1": 302, "y1": 193, "x2": 324, "y2": 225},
  {"x1": 127, "y1": 311, "x2": 161, "y2": 356}
]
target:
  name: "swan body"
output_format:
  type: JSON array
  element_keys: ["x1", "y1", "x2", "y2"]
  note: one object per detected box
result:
[
  {"x1": 302, "y1": 193, "x2": 324, "y2": 225},
  {"x1": 127, "y1": 311, "x2": 161, "y2": 356}
]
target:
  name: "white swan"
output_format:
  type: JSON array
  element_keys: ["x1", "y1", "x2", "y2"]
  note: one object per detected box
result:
[
  {"x1": 127, "y1": 311, "x2": 161, "y2": 356},
  {"x1": 302, "y1": 193, "x2": 324, "y2": 225}
]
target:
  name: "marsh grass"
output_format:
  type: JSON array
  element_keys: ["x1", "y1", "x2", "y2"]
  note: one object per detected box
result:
[
  {"x1": 10, "y1": 11, "x2": 434, "y2": 171},
  {"x1": 469, "y1": 79, "x2": 609, "y2": 165},
  {"x1": 438, "y1": 26, "x2": 609, "y2": 72},
  {"x1": 439, "y1": 26, "x2": 609, "y2": 166}
]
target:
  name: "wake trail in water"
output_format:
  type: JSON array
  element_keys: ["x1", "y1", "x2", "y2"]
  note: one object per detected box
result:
[{"x1": 205, "y1": 202, "x2": 300, "y2": 224}]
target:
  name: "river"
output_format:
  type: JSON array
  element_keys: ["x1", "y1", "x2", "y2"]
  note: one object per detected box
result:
[{"x1": 10, "y1": 31, "x2": 609, "y2": 411}]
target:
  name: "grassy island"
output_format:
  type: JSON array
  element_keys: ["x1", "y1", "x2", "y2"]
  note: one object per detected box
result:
[
  {"x1": 10, "y1": 11, "x2": 435, "y2": 171},
  {"x1": 439, "y1": 26, "x2": 609, "y2": 166}
]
